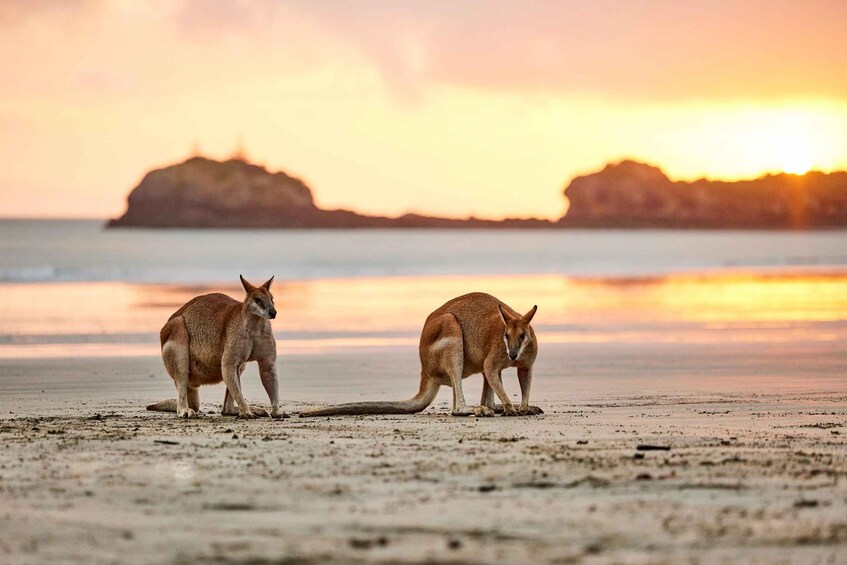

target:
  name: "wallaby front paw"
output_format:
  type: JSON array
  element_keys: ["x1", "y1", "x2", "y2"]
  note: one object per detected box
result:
[
  {"x1": 501, "y1": 405, "x2": 520, "y2": 417},
  {"x1": 237, "y1": 410, "x2": 256, "y2": 419},
  {"x1": 518, "y1": 405, "x2": 544, "y2": 416},
  {"x1": 472, "y1": 406, "x2": 495, "y2": 417},
  {"x1": 177, "y1": 408, "x2": 198, "y2": 419},
  {"x1": 270, "y1": 409, "x2": 289, "y2": 419}
]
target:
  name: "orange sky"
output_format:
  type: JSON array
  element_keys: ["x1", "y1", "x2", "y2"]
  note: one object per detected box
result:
[{"x1": 1, "y1": 1, "x2": 846, "y2": 220}]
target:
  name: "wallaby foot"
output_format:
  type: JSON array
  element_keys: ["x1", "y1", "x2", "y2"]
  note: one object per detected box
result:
[
  {"x1": 452, "y1": 405, "x2": 495, "y2": 417},
  {"x1": 270, "y1": 408, "x2": 289, "y2": 419},
  {"x1": 222, "y1": 404, "x2": 268, "y2": 417},
  {"x1": 178, "y1": 407, "x2": 199, "y2": 419},
  {"x1": 501, "y1": 404, "x2": 520, "y2": 417}
]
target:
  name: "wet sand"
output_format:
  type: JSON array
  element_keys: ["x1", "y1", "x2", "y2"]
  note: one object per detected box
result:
[{"x1": 1, "y1": 351, "x2": 846, "y2": 565}]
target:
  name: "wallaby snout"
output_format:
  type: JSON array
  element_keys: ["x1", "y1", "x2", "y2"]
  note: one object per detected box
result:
[{"x1": 269, "y1": 308, "x2": 277, "y2": 319}]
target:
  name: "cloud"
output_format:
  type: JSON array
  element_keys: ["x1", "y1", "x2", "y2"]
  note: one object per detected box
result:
[
  {"x1": 172, "y1": 0, "x2": 847, "y2": 101},
  {"x1": 5, "y1": 0, "x2": 846, "y2": 101},
  {"x1": 0, "y1": 0, "x2": 96, "y2": 27}
]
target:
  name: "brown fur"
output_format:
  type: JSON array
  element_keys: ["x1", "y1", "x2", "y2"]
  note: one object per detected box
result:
[
  {"x1": 300, "y1": 292, "x2": 542, "y2": 417},
  {"x1": 146, "y1": 275, "x2": 283, "y2": 418}
]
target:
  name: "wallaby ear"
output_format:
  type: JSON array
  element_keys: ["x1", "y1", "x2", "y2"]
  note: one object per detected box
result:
[
  {"x1": 498, "y1": 304, "x2": 512, "y2": 325},
  {"x1": 522, "y1": 305, "x2": 538, "y2": 324},
  {"x1": 239, "y1": 275, "x2": 255, "y2": 293},
  {"x1": 261, "y1": 276, "x2": 274, "y2": 290}
]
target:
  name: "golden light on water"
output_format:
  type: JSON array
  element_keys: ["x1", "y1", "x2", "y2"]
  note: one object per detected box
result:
[{"x1": 2, "y1": 272, "x2": 846, "y2": 358}]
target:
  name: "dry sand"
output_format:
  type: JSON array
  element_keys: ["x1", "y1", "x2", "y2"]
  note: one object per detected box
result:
[{"x1": 1, "y1": 353, "x2": 846, "y2": 565}]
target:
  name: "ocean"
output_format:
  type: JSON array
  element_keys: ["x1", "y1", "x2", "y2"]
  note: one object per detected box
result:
[
  {"x1": 3, "y1": 219, "x2": 847, "y2": 284},
  {"x1": 1, "y1": 219, "x2": 845, "y2": 397}
]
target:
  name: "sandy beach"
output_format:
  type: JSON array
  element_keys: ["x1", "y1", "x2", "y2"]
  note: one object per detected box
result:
[{"x1": 2, "y1": 332, "x2": 846, "y2": 564}]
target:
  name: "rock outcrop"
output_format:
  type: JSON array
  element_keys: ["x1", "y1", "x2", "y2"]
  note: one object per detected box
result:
[
  {"x1": 107, "y1": 157, "x2": 550, "y2": 229},
  {"x1": 560, "y1": 160, "x2": 847, "y2": 229}
]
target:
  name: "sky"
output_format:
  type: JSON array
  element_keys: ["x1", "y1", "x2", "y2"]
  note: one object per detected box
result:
[{"x1": 1, "y1": 0, "x2": 846, "y2": 220}]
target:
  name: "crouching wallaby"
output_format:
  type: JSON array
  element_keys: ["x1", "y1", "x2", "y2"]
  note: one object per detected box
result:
[
  {"x1": 301, "y1": 292, "x2": 542, "y2": 418},
  {"x1": 147, "y1": 275, "x2": 283, "y2": 419}
]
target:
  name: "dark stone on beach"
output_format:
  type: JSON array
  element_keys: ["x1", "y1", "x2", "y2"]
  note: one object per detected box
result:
[
  {"x1": 478, "y1": 484, "x2": 498, "y2": 493},
  {"x1": 348, "y1": 536, "x2": 388, "y2": 550},
  {"x1": 153, "y1": 439, "x2": 179, "y2": 445},
  {"x1": 203, "y1": 502, "x2": 256, "y2": 511},
  {"x1": 513, "y1": 481, "x2": 557, "y2": 489},
  {"x1": 637, "y1": 444, "x2": 671, "y2": 451}
]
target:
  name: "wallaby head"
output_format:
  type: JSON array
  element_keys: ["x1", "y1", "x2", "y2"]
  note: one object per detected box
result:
[
  {"x1": 240, "y1": 275, "x2": 277, "y2": 319},
  {"x1": 498, "y1": 304, "x2": 537, "y2": 361}
]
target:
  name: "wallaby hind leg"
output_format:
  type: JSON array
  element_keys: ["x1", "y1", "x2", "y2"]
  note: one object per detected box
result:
[
  {"x1": 481, "y1": 382, "x2": 511, "y2": 414},
  {"x1": 482, "y1": 381, "x2": 510, "y2": 414},
  {"x1": 221, "y1": 359, "x2": 255, "y2": 419},
  {"x1": 517, "y1": 366, "x2": 543, "y2": 415},
  {"x1": 161, "y1": 317, "x2": 197, "y2": 419},
  {"x1": 483, "y1": 363, "x2": 518, "y2": 416},
  {"x1": 221, "y1": 367, "x2": 241, "y2": 416},
  {"x1": 187, "y1": 386, "x2": 201, "y2": 413},
  {"x1": 221, "y1": 366, "x2": 270, "y2": 417},
  {"x1": 425, "y1": 315, "x2": 493, "y2": 417}
]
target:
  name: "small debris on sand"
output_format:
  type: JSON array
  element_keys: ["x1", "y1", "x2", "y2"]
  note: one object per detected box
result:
[{"x1": 637, "y1": 444, "x2": 671, "y2": 451}]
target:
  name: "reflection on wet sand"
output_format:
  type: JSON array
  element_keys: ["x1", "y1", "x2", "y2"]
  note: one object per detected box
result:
[{"x1": 1, "y1": 271, "x2": 846, "y2": 358}]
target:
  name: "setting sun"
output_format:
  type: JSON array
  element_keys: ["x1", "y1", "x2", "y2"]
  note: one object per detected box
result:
[
  {"x1": 781, "y1": 153, "x2": 814, "y2": 175},
  {"x1": 768, "y1": 111, "x2": 829, "y2": 175}
]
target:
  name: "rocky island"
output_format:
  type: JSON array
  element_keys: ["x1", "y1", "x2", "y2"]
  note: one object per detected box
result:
[
  {"x1": 559, "y1": 160, "x2": 847, "y2": 229},
  {"x1": 107, "y1": 157, "x2": 550, "y2": 229},
  {"x1": 107, "y1": 157, "x2": 847, "y2": 229}
]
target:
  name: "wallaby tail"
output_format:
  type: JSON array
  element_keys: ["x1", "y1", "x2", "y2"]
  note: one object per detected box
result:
[
  {"x1": 299, "y1": 374, "x2": 440, "y2": 417},
  {"x1": 146, "y1": 398, "x2": 178, "y2": 412}
]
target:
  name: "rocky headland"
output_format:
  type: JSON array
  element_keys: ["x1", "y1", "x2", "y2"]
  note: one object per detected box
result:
[{"x1": 107, "y1": 157, "x2": 847, "y2": 229}]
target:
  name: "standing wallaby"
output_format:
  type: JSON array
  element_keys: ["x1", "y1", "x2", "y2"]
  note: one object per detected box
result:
[
  {"x1": 301, "y1": 292, "x2": 542, "y2": 417},
  {"x1": 147, "y1": 275, "x2": 283, "y2": 419}
]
